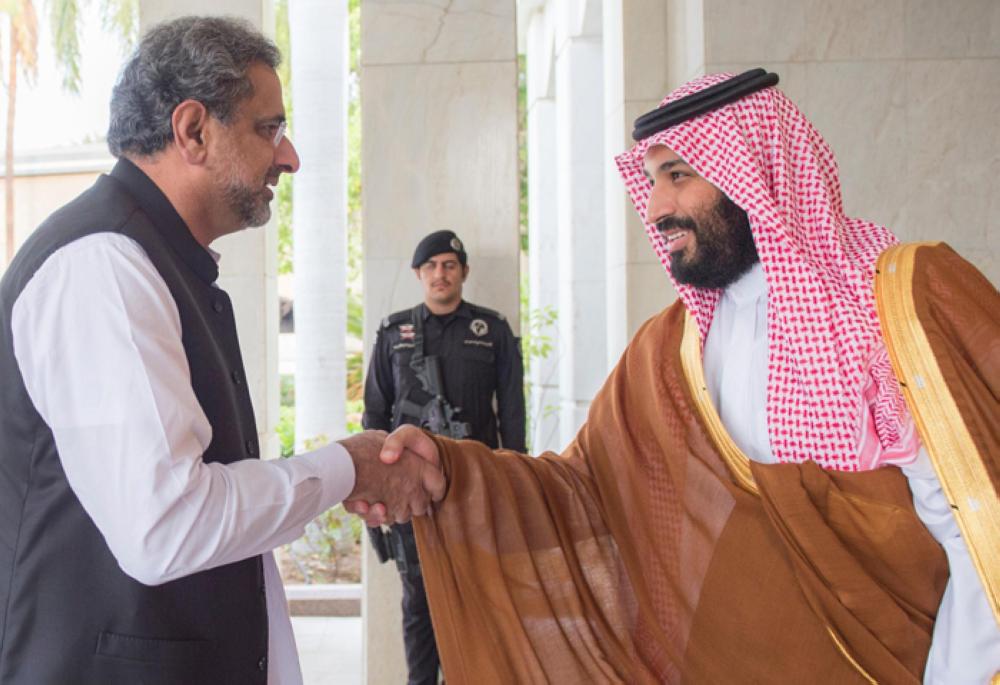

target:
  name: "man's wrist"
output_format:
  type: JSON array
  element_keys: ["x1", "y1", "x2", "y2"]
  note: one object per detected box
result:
[
  {"x1": 297, "y1": 442, "x2": 356, "y2": 508},
  {"x1": 338, "y1": 431, "x2": 387, "y2": 502}
]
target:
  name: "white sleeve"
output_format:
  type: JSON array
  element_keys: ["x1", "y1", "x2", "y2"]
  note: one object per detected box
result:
[
  {"x1": 11, "y1": 233, "x2": 356, "y2": 586},
  {"x1": 903, "y1": 448, "x2": 1000, "y2": 685}
]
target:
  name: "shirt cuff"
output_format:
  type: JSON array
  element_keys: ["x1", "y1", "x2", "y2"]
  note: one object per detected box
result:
[{"x1": 295, "y1": 441, "x2": 356, "y2": 511}]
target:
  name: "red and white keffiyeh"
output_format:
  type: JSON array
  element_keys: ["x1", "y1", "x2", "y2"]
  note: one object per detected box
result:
[{"x1": 615, "y1": 73, "x2": 917, "y2": 471}]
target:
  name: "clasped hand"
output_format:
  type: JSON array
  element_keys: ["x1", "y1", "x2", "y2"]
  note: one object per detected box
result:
[{"x1": 340, "y1": 426, "x2": 443, "y2": 527}]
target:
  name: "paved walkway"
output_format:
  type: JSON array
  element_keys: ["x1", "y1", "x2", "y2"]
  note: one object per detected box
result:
[{"x1": 293, "y1": 616, "x2": 362, "y2": 684}]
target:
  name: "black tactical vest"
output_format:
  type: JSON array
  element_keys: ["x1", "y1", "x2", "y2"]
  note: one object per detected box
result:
[{"x1": 0, "y1": 159, "x2": 268, "y2": 684}]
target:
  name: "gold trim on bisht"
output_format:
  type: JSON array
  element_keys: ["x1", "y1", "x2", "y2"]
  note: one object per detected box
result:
[
  {"x1": 875, "y1": 242, "x2": 1000, "y2": 628},
  {"x1": 826, "y1": 627, "x2": 878, "y2": 685},
  {"x1": 679, "y1": 310, "x2": 758, "y2": 495}
]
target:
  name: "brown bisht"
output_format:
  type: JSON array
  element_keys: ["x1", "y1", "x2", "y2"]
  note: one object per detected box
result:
[
  {"x1": 876, "y1": 242, "x2": 1000, "y2": 633},
  {"x1": 408, "y1": 244, "x2": 1000, "y2": 683}
]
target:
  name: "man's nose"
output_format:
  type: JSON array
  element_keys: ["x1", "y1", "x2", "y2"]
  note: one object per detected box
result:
[
  {"x1": 275, "y1": 136, "x2": 301, "y2": 174},
  {"x1": 645, "y1": 185, "x2": 676, "y2": 225}
]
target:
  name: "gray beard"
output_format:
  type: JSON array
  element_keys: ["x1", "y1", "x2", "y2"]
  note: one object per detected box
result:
[{"x1": 222, "y1": 180, "x2": 271, "y2": 228}]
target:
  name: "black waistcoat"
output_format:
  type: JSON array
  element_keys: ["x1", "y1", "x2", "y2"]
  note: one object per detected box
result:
[{"x1": 0, "y1": 159, "x2": 268, "y2": 684}]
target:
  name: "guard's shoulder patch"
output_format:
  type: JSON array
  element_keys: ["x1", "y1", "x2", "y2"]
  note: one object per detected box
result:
[
  {"x1": 467, "y1": 302, "x2": 505, "y2": 321},
  {"x1": 381, "y1": 309, "x2": 412, "y2": 329}
]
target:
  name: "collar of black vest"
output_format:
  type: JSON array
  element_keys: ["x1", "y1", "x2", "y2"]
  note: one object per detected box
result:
[{"x1": 109, "y1": 158, "x2": 220, "y2": 284}]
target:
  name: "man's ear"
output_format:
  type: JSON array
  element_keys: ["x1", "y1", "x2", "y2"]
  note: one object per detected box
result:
[
  {"x1": 171, "y1": 100, "x2": 210, "y2": 165},
  {"x1": 413, "y1": 268, "x2": 421, "y2": 280},
  {"x1": 461, "y1": 264, "x2": 470, "y2": 282}
]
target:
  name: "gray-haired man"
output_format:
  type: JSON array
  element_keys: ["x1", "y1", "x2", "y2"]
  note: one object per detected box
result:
[{"x1": 0, "y1": 16, "x2": 441, "y2": 684}]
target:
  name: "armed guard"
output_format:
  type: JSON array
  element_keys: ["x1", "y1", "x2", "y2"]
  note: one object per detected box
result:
[{"x1": 362, "y1": 230, "x2": 525, "y2": 685}]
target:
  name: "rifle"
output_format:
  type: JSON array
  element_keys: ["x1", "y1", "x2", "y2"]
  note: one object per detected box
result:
[
  {"x1": 398, "y1": 354, "x2": 472, "y2": 440},
  {"x1": 367, "y1": 523, "x2": 422, "y2": 578},
  {"x1": 370, "y1": 309, "x2": 473, "y2": 570}
]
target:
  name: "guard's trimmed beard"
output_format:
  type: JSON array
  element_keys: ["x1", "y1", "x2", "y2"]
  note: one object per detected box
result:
[{"x1": 666, "y1": 194, "x2": 758, "y2": 290}]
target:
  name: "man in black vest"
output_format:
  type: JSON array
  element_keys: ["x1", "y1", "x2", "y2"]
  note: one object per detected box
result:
[
  {"x1": 0, "y1": 16, "x2": 441, "y2": 684},
  {"x1": 362, "y1": 230, "x2": 526, "y2": 684}
]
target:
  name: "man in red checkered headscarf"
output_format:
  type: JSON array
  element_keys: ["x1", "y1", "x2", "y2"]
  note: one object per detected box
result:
[
  {"x1": 612, "y1": 69, "x2": 1000, "y2": 684},
  {"x1": 371, "y1": 71, "x2": 1000, "y2": 684}
]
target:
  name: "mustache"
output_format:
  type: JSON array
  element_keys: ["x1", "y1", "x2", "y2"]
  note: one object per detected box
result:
[
  {"x1": 655, "y1": 216, "x2": 697, "y2": 234},
  {"x1": 265, "y1": 167, "x2": 282, "y2": 186}
]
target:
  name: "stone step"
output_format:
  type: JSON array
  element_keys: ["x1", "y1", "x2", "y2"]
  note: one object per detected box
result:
[{"x1": 286, "y1": 583, "x2": 361, "y2": 617}]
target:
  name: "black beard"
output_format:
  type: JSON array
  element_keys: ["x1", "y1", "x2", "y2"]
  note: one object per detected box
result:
[{"x1": 662, "y1": 194, "x2": 758, "y2": 290}]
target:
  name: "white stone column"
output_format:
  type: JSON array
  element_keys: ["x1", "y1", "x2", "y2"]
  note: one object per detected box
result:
[
  {"x1": 139, "y1": 1, "x2": 281, "y2": 460},
  {"x1": 603, "y1": 0, "x2": 672, "y2": 366},
  {"x1": 525, "y1": 5, "x2": 561, "y2": 453},
  {"x1": 289, "y1": 0, "x2": 348, "y2": 449},
  {"x1": 361, "y1": 1, "x2": 520, "y2": 682},
  {"x1": 554, "y1": 0, "x2": 606, "y2": 446}
]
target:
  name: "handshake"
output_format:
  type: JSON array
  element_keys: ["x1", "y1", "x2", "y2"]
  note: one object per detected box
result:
[{"x1": 337, "y1": 426, "x2": 444, "y2": 527}]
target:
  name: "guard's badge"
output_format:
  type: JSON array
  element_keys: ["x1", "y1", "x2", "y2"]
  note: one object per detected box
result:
[
  {"x1": 470, "y1": 319, "x2": 488, "y2": 337},
  {"x1": 399, "y1": 324, "x2": 415, "y2": 341},
  {"x1": 450, "y1": 237, "x2": 464, "y2": 252}
]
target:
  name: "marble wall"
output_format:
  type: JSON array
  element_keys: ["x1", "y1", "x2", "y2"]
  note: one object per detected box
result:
[
  {"x1": 698, "y1": 0, "x2": 1000, "y2": 285},
  {"x1": 360, "y1": 1, "x2": 520, "y2": 681},
  {"x1": 362, "y1": 1, "x2": 521, "y2": 327}
]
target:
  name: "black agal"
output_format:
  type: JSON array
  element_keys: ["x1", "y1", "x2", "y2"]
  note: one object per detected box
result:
[{"x1": 632, "y1": 68, "x2": 779, "y2": 141}]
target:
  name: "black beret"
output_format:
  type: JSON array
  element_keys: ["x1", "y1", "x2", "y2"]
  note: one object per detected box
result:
[{"x1": 411, "y1": 230, "x2": 467, "y2": 268}]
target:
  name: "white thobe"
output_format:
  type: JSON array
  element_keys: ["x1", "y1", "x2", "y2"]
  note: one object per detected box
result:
[
  {"x1": 11, "y1": 232, "x2": 358, "y2": 685},
  {"x1": 702, "y1": 262, "x2": 1000, "y2": 684}
]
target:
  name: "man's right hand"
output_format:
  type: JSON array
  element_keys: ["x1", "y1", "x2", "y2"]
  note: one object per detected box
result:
[
  {"x1": 338, "y1": 430, "x2": 445, "y2": 527},
  {"x1": 379, "y1": 425, "x2": 441, "y2": 469}
]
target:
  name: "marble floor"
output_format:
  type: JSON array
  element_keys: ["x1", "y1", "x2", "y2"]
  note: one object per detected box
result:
[{"x1": 293, "y1": 616, "x2": 362, "y2": 685}]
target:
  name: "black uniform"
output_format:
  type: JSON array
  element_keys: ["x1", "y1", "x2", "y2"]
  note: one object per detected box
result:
[
  {"x1": 362, "y1": 300, "x2": 525, "y2": 684},
  {"x1": 363, "y1": 301, "x2": 525, "y2": 448}
]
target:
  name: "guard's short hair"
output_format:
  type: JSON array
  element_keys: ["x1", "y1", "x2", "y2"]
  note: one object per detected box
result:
[{"x1": 107, "y1": 15, "x2": 281, "y2": 158}]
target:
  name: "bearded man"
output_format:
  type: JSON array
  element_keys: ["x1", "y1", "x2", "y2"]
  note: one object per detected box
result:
[
  {"x1": 0, "y1": 16, "x2": 441, "y2": 684},
  {"x1": 376, "y1": 70, "x2": 1000, "y2": 683}
]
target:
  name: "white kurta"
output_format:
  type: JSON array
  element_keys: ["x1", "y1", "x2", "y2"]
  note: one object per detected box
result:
[
  {"x1": 11, "y1": 232, "x2": 357, "y2": 685},
  {"x1": 703, "y1": 262, "x2": 1000, "y2": 684}
]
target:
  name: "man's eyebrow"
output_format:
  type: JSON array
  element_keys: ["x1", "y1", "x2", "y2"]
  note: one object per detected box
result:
[
  {"x1": 658, "y1": 158, "x2": 688, "y2": 172},
  {"x1": 256, "y1": 114, "x2": 287, "y2": 125},
  {"x1": 643, "y1": 158, "x2": 689, "y2": 180}
]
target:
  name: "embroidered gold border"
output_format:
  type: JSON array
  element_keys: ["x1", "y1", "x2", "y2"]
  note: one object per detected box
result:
[
  {"x1": 826, "y1": 627, "x2": 878, "y2": 685},
  {"x1": 875, "y1": 242, "x2": 1000, "y2": 627},
  {"x1": 679, "y1": 310, "x2": 758, "y2": 495}
]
